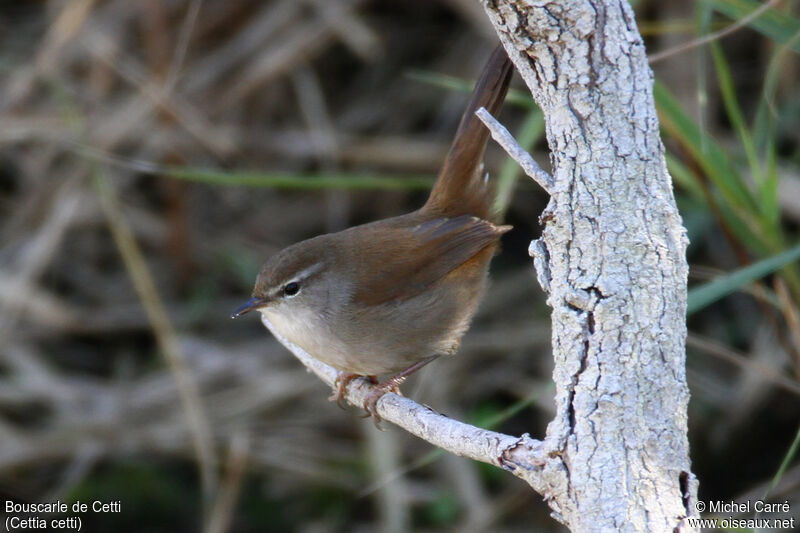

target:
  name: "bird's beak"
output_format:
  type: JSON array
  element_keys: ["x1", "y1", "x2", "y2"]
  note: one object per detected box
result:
[{"x1": 231, "y1": 297, "x2": 266, "y2": 319}]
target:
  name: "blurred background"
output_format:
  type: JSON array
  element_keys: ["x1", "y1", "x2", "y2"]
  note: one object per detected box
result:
[{"x1": 0, "y1": 0, "x2": 799, "y2": 531}]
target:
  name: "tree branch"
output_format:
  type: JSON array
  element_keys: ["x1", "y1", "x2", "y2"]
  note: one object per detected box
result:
[
  {"x1": 261, "y1": 315, "x2": 547, "y2": 476},
  {"x1": 475, "y1": 107, "x2": 554, "y2": 193}
]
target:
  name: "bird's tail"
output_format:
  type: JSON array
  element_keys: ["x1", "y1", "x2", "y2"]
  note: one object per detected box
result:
[{"x1": 423, "y1": 45, "x2": 513, "y2": 222}]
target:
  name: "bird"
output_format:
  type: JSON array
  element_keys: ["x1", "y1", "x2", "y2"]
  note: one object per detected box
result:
[{"x1": 233, "y1": 46, "x2": 514, "y2": 424}]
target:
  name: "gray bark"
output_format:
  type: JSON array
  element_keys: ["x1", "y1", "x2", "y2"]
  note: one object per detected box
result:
[{"x1": 482, "y1": 0, "x2": 698, "y2": 530}]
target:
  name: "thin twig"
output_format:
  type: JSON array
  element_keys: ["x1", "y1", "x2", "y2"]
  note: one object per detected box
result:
[
  {"x1": 774, "y1": 279, "x2": 800, "y2": 379},
  {"x1": 163, "y1": 0, "x2": 204, "y2": 93},
  {"x1": 648, "y1": 0, "x2": 783, "y2": 64},
  {"x1": 207, "y1": 433, "x2": 249, "y2": 533},
  {"x1": 687, "y1": 333, "x2": 800, "y2": 397},
  {"x1": 81, "y1": 27, "x2": 235, "y2": 157},
  {"x1": 475, "y1": 107, "x2": 553, "y2": 194},
  {"x1": 303, "y1": 0, "x2": 382, "y2": 61}
]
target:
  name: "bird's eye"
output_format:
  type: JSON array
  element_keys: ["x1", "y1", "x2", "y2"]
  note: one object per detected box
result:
[{"x1": 283, "y1": 281, "x2": 300, "y2": 297}]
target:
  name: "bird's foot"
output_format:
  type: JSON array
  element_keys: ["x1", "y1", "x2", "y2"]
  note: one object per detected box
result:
[
  {"x1": 361, "y1": 355, "x2": 441, "y2": 428},
  {"x1": 362, "y1": 381, "x2": 402, "y2": 429},
  {"x1": 329, "y1": 373, "x2": 377, "y2": 409}
]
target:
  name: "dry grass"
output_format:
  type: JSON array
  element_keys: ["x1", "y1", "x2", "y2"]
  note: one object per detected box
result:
[{"x1": 1, "y1": 1, "x2": 798, "y2": 531}]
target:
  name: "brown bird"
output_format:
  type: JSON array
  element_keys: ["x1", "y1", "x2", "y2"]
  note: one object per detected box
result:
[{"x1": 233, "y1": 46, "x2": 514, "y2": 424}]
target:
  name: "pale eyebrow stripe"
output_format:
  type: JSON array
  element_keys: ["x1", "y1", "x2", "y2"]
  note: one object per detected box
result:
[{"x1": 283, "y1": 262, "x2": 324, "y2": 286}]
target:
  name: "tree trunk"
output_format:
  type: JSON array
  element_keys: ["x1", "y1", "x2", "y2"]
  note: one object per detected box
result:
[{"x1": 482, "y1": 0, "x2": 699, "y2": 530}]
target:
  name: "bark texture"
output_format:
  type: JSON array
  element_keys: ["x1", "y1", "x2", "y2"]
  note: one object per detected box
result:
[{"x1": 482, "y1": 0, "x2": 698, "y2": 530}]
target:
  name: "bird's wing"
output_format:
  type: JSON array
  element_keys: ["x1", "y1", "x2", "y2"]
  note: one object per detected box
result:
[{"x1": 348, "y1": 215, "x2": 509, "y2": 306}]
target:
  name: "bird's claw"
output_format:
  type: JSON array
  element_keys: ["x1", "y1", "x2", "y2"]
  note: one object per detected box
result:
[
  {"x1": 362, "y1": 383, "x2": 401, "y2": 429},
  {"x1": 329, "y1": 373, "x2": 360, "y2": 409},
  {"x1": 329, "y1": 373, "x2": 401, "y2": 428},
  {"x1": 329, "y1": 373, "x2": 380, "y2": 410}
]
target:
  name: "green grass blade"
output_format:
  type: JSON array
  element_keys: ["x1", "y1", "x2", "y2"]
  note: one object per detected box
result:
[
  {"x1": 764, "y1": 423, "x2": 800, "y2": 499},
  {"x1": 72, "y1": 143, "x2": 437, "y2": 191},
  {"x1": 754, "y1": 29, "x2": 800, "y2": 225},
  {"x1": 655, "y1": 81, "x2": 772, "y2": 254},
  {"x1": 695, "y1": 0, "x2": 713, "y2": 157},
  {"x1": 705, "y1": 0, "x2": 800, "y2": 53},
  {"x1": 761, "y1": 142, "x2": 780, "y2": 226},
  {"x1": 710, "y1": 42, "x2": 763, "y2": 185},
  {"x1": 655, "y1": 81, "x2": 759, "y2": 215},
  {"x1": 405, "y1": 70, "x2": 539, "y2": 110},
  {"x1": 754, "y1": 29, "x2": 800, "y2": 150},
  {"x1": 162, "y1": 167, "x2": 434, "y2": 190},
  {"x1": 687, "y1": 242, "x2": 800, "y2": 314},
  {"x1": 716, "y1": 201, "x2": 774, "y2": 257},
  {"x1": 665, "y1": 153, "x2": 705, "y2": 200}
]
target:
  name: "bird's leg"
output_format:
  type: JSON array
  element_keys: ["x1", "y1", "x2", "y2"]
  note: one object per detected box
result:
[
  {"x1": 329, "y1": 373, "x2": 377, "y2": 409},
  {"x1": 363, "y1": 355, "x2": 440, "y2": 427}
]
